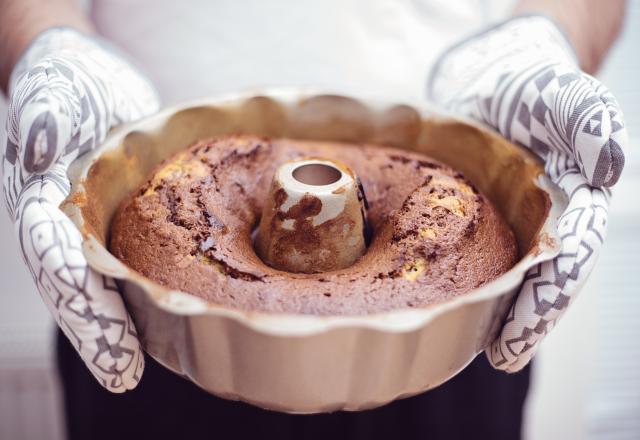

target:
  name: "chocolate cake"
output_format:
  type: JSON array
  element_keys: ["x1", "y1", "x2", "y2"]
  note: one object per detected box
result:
[{"x1": 109, "y1": 135, "x2": 518, "y2": 315}]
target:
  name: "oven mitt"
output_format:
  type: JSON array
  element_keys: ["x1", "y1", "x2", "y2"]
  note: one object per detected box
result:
[
  {"x1": 427, "y1": 15, "x2": 628, "y2": 372},
  {"x1": 2, "y1": 28, "x2": 159, "y2": 391}
]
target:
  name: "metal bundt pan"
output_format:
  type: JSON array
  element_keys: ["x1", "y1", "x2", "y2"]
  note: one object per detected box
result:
[{"x1": 62, "y1": 90, "x2": 566, "y2": 413}]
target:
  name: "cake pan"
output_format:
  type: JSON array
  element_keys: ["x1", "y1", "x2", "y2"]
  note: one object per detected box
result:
[{"x1": 62, "y1": 90, "x2": 566, "y2": 413}]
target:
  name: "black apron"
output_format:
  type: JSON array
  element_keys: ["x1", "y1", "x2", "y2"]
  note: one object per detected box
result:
[{"x1": 57, "y1": 329, "x2": 530, "y2": 440}]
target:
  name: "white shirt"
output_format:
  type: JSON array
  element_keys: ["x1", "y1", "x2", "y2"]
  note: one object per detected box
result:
[{"x1": 90, "y1": 0, "x2": 513, "y2": 105}]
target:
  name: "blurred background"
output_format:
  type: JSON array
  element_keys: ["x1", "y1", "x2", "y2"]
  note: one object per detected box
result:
[{"x1": 0, "y1": 1, "x2": 638, "y2": 439}]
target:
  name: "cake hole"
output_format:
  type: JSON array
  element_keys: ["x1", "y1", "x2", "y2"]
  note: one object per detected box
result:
[{"x1": 292, "y1": 163, "x2": 341, "y2": 186}]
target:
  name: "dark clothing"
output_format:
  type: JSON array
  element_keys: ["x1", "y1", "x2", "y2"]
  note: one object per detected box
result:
[{"x1": 57, "y1": 329, "x2": 530, "y2": 440}]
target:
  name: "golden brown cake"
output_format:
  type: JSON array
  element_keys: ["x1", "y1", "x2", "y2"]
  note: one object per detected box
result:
[{"x1": 109, "y1": 135, "x2": 518, "y2": 315}]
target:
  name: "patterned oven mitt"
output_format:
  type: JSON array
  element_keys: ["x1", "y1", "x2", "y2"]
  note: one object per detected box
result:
[
  {"x1": 428, "y1": 15, "x2": 628, "y2": 372},
  {"x1": 2, "y1": 28, "x2": 159, "y2": 390}
]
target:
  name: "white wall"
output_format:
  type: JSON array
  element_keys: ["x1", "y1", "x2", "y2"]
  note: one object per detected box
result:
[
  {"x1": 525, "y1": 2, "x2": 640, "y2": 439},
  {"x1": 0, "y1": 99, "x2": 64, "y2": 439}
]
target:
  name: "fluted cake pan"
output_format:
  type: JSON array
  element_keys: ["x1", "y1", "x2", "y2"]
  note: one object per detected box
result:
[{"x1": 61, "y1": 90, "x2": 566, "y2": 413}]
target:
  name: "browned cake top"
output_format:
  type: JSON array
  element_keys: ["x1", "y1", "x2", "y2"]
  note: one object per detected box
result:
[{"x1": 109, "y1": 135, "x2": 518, "y2": 315}]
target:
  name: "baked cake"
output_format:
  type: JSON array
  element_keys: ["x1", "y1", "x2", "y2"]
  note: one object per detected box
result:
[{"x1": 110, "y1": 135, "x2": 518, "y2": 315}]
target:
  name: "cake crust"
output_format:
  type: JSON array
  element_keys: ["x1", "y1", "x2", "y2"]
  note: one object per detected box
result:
[{"x1": 109, "y1": 135, "x2": 518, "y2": 315}]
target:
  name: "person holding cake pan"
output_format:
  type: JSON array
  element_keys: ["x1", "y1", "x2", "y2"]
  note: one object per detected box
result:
[{"x1": 0, "y1": 0, "x2": 628, "y2": 439}]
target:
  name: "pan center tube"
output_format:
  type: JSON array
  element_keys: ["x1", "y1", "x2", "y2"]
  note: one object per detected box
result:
[{"x1": 255, "y1": 158, "x2": 368, "y2": 274}]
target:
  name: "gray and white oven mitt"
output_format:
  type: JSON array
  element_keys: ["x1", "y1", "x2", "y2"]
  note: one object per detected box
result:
[
  {"x1": 428, "y1": 15, "x2": 628, "y2": 372},
  {"x1": 2, "y1": 28, "x2": 159, "y2": 391}
]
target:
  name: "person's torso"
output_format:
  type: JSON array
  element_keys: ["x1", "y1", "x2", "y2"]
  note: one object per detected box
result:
[{"x1": 90, "y1": 0, "x2": 512, "y2": 105}]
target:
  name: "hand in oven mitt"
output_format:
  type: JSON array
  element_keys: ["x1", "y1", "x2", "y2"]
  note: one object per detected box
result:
[
  {"x1": 427, "y1": 15, "x2": 628, "y2": 372},
  {"x1": 2, "y1": 28, "x2": 160, "y2": 390}
]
